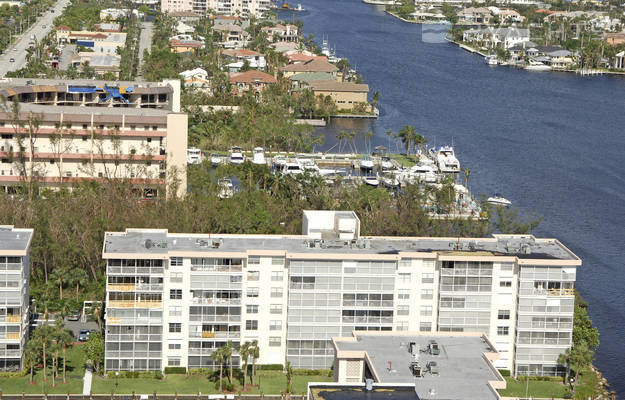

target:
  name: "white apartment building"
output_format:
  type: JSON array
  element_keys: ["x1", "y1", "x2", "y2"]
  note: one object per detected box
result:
[
  {"x1": 0, "y1": 78, "x2": 187, "y2": 198},
  {"x1": 103, "y1": 210, "x2": 580, "y2": 376},
  {"x1": 0, "y1": 226, "x2": 33, "y2": 371},
  {"x1": 161, "y1": 0, "x2": 270, "y2": 18}
]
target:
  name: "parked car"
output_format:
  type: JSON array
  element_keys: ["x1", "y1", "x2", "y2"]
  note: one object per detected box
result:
[
  {"x1": 9, "y1": 58, "x2": 14, "y2": 63},
  {"x1": 13, "y1": 48, "x2": 17, "y2": 52},
  {"x1": 67, "y1": 310, "x2": 80, "y2": 321},
  {"x1": 78, "y1": 329, "x2": 90, "y2": 342}
]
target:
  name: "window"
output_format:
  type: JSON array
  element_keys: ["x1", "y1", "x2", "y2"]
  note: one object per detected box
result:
[
  {"x1": 170, "y1": 257, "x2": 183, "y2": 266},
  {"x1": 422, "y1": 273, "x2": 434, "y2": 284},
  {"x1": 397, "y1": 305, "x2": 409, "y2": 316},
  {"x1": 147, "y1": 137, "x2": 152, "y2": 143},
  {"x1": 396, "y1": 322, "x2": 408, "y2": 331},
  {"x1": 168, "y1": 343, "x2": 181, "y2": 350},
  {"x1": 398, "y1": 273, "x2": 411, "y2": 283},
  {"x1": 248, "y1": 256, "x2": 260, "y2": 265},
  {"x1": 421, "y1": 289, "x2": 433, "y2": 300},
  {"x1": 169, "y1": 306, "x2": 182, "y2": 316},
  {"x1": 269, "y1": 337, "x2": 281, "y2": 347},
  {"x1": 246, "y1": 320, "x2": 258, "y2": 330},
  {"x1": 270, "y1": 304, "x2": 282, "y2": 314},
  {"x1": 271, "y1": 270, "x2": 283, "y2": 281},
  {"x1": 270, "y1": 320, "x2": 282, "y2": 331},
  {"x1": 498, "y1": 310, "x2": 510, "y2": 320},
  {"x1": 501, "y1": 263, "x2": 514, "y2": 271},
  {"x1": 170, "y1": 272, "x2": 182, "y2": 283},
  {"x1": 397, "y1": 289, "x2": 410, "y2": 300},
  {"x1": 170, "y1": 289, "x2": 182, "y2": 299},
  {"x1": 169, "y1": 323, "x2": 181, "y2": 333},
  {"x1": 82, "y1": 136, "x2": 88, "y2": 141},
  {"x1": 419, "y1": 322, "x2": 432, "y2": 332},
  {"x1": 247, "y1": 271, "x2": 260, "y2": 281},
  {"x1": 500, "y1": 280, "x2": 512, "y2": 288},
  {"x1": 420, "y1": 305, "x2": 432, "y2": 316},
  {"x1": 497, "y1": 326, "x2": 509, "y2": 336},
  {"x1": 247, "y1": 287, "x2": 259, "y2": 297},
  {"x1": 271, "y1": 287, "x2": 283, "y2": 298},
  {"x1": 168, "y1": 357, "x2": 181, "y2": 366},
  {"x1": 246, "y1": 304, "x2": 259, "y2": 314},
  {"x1": 272, "y1": 257, "x2": 284, "y2": 266}
]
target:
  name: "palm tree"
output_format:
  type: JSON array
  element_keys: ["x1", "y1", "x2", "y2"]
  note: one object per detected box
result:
[
  {"x1": 371, "y1": 91, "x2": 379, "y2": 112},
  {"x1": 49, "y1": 269, "x2": 64, "y2": 300},
  {"x1": 57, "y1": 329, "x2": 73, "y2": 383},
  {"x1": 211, "y1": 347, "x2": 227, "y2": 392},
  {"x1": 25, "y1": 337, "x2": 40, "y2": 384},
  {"x1": 397, "y1": 126, "x2": 415, "y2": 157},
  {"x1": 558, "y1": 348, "x2": 572, "y2": 385},
  {"x1": 285, "y1": 361, "x2": 293, "y2": 394},
  {"x1": 412, "y1": 132, "x2": 427, "y2": 156},
  {"x1": 224, "y1": 340, "x2": 234, "y2": 384},
  {"x1": 91, "y1": 303, "x2": 103, "y2": 331},
  {"x1": 68, "y1": 268, "x2": 89, "y2": 297},
  {"x1": 239, "y1": 342, "x2": 251, "y2": 391},
  {"x1": 462, "y1": 168, "x2": 471, "y2": 189},
  {"x1": 250, "y1": 340, "x2": 259, "y2": 386},
  {"x1": 336, "y1": 130, "x2": 348, "y2": 154}
]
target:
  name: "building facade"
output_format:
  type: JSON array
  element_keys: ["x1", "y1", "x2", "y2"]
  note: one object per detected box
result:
[
  {"x1": 0, "y1": 226, "x2": 33, "y2": 371},
  {"x1": 0, "y1": 78, "x2": 187, "y2": 198},
  {"x1": 161, "y1": 0, "x2": 270, "y2": 18},
  {"x1": 103, "y1": 210, "x2": 580, "y2": 376}
]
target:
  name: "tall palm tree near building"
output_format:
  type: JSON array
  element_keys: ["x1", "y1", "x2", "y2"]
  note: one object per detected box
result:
[
  {"x1": 224, "y1": 340, "x2": 234, "y2": 383},
  {"x1": 211, "y1": 346, "x2": 227, "y2": 392},
  {"x1": 239, "y1": 342, "x2": 251, "y2": 390},
  {"x1": 57, "y1": 328, "x2": 73, "y2": 383},
  {"x1": 398, "y1": 125, "x2": 416, "y2": 157},
  {"x1": 250, "y1": 340, "x2": 259, "y2": 386},
  {"x1": 285, "y1": 361, "x2": 293, "y2": 394},
  {"x1": 25, "y1": 337, "x2": 40, "y2": 384}
]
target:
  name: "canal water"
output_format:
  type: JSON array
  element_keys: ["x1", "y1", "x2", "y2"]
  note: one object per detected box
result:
[{"x1": 282, "y1": 0, "x2": 625, "y2": 395}]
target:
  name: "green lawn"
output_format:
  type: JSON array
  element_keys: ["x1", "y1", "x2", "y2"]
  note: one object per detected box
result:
[
  {"x1": 92, "y1": 370, "x2": 332, "y2": 395},
  {"x1": 499, "y1": 377, "x2": 569, "y2": 399},
  {"x1": 0, "y1": 343, "x2": 87, "y2": 394}
]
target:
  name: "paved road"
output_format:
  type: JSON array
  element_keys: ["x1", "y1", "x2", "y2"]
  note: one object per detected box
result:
[
  {"x1": 137, "y1": 21, "x2": 153, "y2": 80},
  {"x1": 0, "y1": 0, "x2": 72, "y2": 77},
  {"x1": 58, "y1": 43, "x2": 76, "y2": 70}
]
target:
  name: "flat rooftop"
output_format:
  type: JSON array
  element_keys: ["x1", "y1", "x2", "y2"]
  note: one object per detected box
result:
[
  {"x1": 2, "y1": 102, "x2": 173, "y2": 117},
  {"x1": 0, "y1": 226, "x2": 33, "y2": 254},
  {"x1": 334, "y1": 334, "x2": 502, "y2": 400},
  {"x1": 310, "y1": 386, "x2": 419, "y2": 400},
  {"x1": 103, "y1": 230, "x2": 578, "y2": 261},
  {"x1": 0, "y1": 78, "x2": 171, "y2": 90}
]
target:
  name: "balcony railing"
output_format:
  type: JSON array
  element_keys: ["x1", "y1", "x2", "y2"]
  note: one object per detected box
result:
[
  {"x1": 191, "y1": 297, "x2": 241, "y2": 305},
  {"x1": 202, "y1": 331, "x2": 216, "y2": 338},
  {"x1": 6, "y1": 333, "x2": 20, "y2": 340},
  {"x1": 108, "y1": 300, "x2": 162, "y2": 308},
  {"x1": 108, "y1": 284, "x2": 136, "y2": 291},
  {"x1": 190, "y1": 331, "x2": 240, "y2": 339},
  {"x1": 107, "y1": 317, "x2": 121, "y2": 325},
  {"x1": 2, "y1": 315, "x2": 21, "y2": 323}
]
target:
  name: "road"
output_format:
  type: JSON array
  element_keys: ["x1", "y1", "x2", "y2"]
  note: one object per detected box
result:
[
  {"x1": 136, "y1": 21, "x2": 153, "y2": 80},
  {"x1": 0, "y1": 0, "x2": 72, "y2": 77}
]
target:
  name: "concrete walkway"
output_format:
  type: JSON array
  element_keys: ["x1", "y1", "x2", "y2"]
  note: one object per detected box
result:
[{"x1": 82, "y1": 368, "x2": 93, "y2": 395}]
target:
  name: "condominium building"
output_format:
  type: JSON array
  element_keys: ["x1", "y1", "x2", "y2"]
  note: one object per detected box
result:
[
  {"x1": 161, "y1": 0, "x2": 270, "y2": 18},
  {"x1": 0, "y1": 78, "x2": 187, "y2": 197},
  {"x1": 0, "y1": 226, "x2": 33, "y2": 371},
  {"x1": 102, "y1": 210, "x2": 580, "y2": 376}
]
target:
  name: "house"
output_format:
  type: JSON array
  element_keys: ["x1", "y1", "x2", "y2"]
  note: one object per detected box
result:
[
  {"x1": 614, "y1": 51, "x2": 625, "y2": 69},
  {"x1": 286, "y1": 52, "x2": 328, "y2": 64},
  {"x1": 222, "y1": 49, "x2": 266, "y2": 71},
  {"x1": 176, "y1": 21, "x2": 195, "y2": 35},
  {"x1": 71, "y1": 52, "x2": 122, "y2": 77},
  {"x1": 457, "y1": 7, "x2": 492, "y2": 24},
  {"x1": 604, "y1": 32, "x2": 625, "y2": 46},
  {"x1": 488, "y1": 7, "x2": 524, "y2": 23},
  {"x1": 179, "y1": 68, "x2": 211, "y2": 90},
  {"x1": 270, "y1": 41, "x2": 299, "y2": 53},
  {"x1": 55, "y1": 27, "x2": 127, "y2": 54},
  {"x1": 229, "y1": 70, "x2": 277, "y2": 96},
  {"x1": 308, "y1": 80, "x2": 369, "y2": 111},
  {"x1": 213, "y1": 24, "x2": 249, "y2": 46},
  {"x1": 99, "y1": 8, "x2": 129, "y2": 21},
  {"x1": 261, "y1": 24, "x2": 299, "y2": 42},
  {"x1": 169, "y1": 37, "x2": 205, "y2": 53},
  {"x1": 94, "y1": 22, "x2": 122, "y2": 32},
  {"x1": 288, "y1": 72, "x2": 336, "y2": 90},
  {"x1": 166, "y1": 11, "x2": 202, "y2": 23},
  {"x1": 463, "y1": 26, "x2": 530, "y2": 49},
  {"x1": 280, "y1": 58, "x2": 339, "y2": 78}
]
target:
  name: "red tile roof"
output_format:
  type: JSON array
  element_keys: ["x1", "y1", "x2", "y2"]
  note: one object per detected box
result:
[
  {"x1": 287, "y1": 52, "x2": 328, "y2": 63},
  {"x1": 222, "y1": 49, "x2": 263, "y2": 57},
  {"x1": 229, "y1": 70, "x2": 277, "y2": 84},
  {"x1": 56, "y1": 25, "x2": 72, "y2": 31}
]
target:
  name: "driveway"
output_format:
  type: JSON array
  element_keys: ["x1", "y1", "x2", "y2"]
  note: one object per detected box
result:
[
  {"x1": 0, "y1": 0, "x2": 72, "y2": 77},
  {"x1": 58, "y1": 43, "x2": 76, "y2": 70},
  {"x1": 137, "y1": 21, "x2": 153, "y2": 79}
]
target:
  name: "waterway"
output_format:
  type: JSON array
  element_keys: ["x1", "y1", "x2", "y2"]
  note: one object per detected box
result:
[{"x1": 281, "y1": 0, "x2": 625, "y2": 396}]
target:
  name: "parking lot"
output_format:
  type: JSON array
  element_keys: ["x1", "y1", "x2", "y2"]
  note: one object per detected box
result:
[{"x1": 29, "y1": 312, "x2": 100, "y2": 341}]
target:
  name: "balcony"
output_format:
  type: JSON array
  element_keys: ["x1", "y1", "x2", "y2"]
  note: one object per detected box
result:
[
  {"x1": 107, "y1": 317, "x2": 121, "y2": 325},
  {"x1": 108, "y1": 300, "x2": 162, "y2": 308},
  {"x1": 2, "y1": 315, "x2": 21, "y2": 323},
  {"x1": 6, "y1": 333, "x2": 20, "y2": 340},
  {"x1": 202, "y1": 331, "x2": 216, "y2": 338},
  {"x1": 191, "y1": 297, "x2": 241, "y2": 306},
  {"x1": 108, "y1": 284, "x2": 136, "y2": 291}
]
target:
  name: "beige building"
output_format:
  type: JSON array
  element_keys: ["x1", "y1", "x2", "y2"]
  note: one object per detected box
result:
[
  {"x1": 281, "y1": 58, "x2": 339, "y2": 79},
  {"x1": 161, "y1": 0, "x2": 270, "y2": 18},
  {"x1": 308, "y1": 81, "x2": 369, "y2": 111},
  {"x1": 55, "y1": 26, "x2": 127, "y2": 55},
  {"x1": 0, "y1": 78, "x2": 187, "y2": 198}
]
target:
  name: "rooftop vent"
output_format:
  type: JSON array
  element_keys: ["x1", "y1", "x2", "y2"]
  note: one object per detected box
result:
[
  {"x1": 195, "y1": 239, "x2": 209, "y2": 248},
  {"x1": 144, "y1": 239, "x2": 153, "y2": 249}
]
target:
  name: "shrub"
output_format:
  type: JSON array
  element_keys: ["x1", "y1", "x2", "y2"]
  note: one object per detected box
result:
[
  {"x1": 293, "y1": 369, "x2": 332, "y2": 376},
  {"x1": 154, "y1": 370, "x2": 163, "y2": 380},
  {"x1": 223, "y1": 382, "x2": 234, "y2": 392},
  {"x1": 258, "y1": 364, "x2": 283, "y2": 370},
  {"x1": 164, "y1": 367, "x2": 187, "y2": 374},
  {"x1": 498, "y1": 369, "x2": 511, "y2": 377},
  {"x1": 0, "y1": 370, "x2": 27, "y2": 378}
]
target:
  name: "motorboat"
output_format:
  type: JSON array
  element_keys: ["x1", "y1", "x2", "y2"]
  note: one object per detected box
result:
[
  {"x1": 379, "y1": 156, "x2": 394, "y2": 170},
  {"x1": 525, "y1": 60, "x2": 552, "y2": 71},
  {"x1": 252, "y1": 147, "x2": 266, "y2": 165},
  {"x1": 281, "y1": 162, "x2": 304, "y2": 176},
  {"x1": 298, "y1": 159, "x2": 321, "y2": 175},
  {"x1": 187, "y1": 148, "x2": 202, "y2": 164},
  {"x1": 485, "y1": 54, "x2": 498, "y2": 65},
  {"x1": 487, "y1": 193, "x2": 512, "y2": 206},
  {"x1": 272, "y1": 155, "x2": 287, "y2": 169},
  {"x1": 431, "y1": 146, "x2": 460, "y2": 173},
  {"x1": 408, "y1": 163, "x2": 437, "y2": 183},
  {"x1": 380, "y1": 171, "x2": 401, "y2": 188},
  {"x1": 217, "y1": 178, "x2": 234, "y2": 199},
  {"x1": 364, "y1": 176, "x2": 379, "y2": 187},
  {"x1": 229, "y1": 146, "x2": 244, "y2": 165},
  {"x1": 210, "y1": 153, "x2": 222, "y2": 167},
  {"x1": 360, "y1": 155, "x2": 374, "y2": 171}
]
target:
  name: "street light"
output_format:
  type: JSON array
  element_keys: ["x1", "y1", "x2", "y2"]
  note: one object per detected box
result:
[{"x1": 115, "y1": 371, "x2": 119, "y2": 395}]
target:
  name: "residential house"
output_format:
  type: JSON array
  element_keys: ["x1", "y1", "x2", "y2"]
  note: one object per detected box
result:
[
  {"x1": 179, "y1": 68, "x2": 212, "y2": 91},
  {"x1": 604, "y1": 32, "x2": 625, "y2": 46},
  {"x1": 213, "y1": 24, "x2": 249, "y2": 46},
  {"x1": 222, "y1": 49, "x2": 266, "y2": 71},
  {"x1": 463, "y1": 26, "x2": 530, "y2": 49},
  {"x1": 261, "y1": 24, "x2": 299, "y2": 42},
  {"x1": 176, "y1": 21, "x2": 195, "y2": 35},
  {"x1": 286, "y1": 52, "x2": 328, "y2": 64},
  {"x1": 270, "y1": 41, "x2": 299, "y2": 53},
  {"x1": 488, "y1": 7, "x2": 524, "y2": 23},
  {"x1": 288, "y1": 72, "x2": 336, "y2": 90},
  {"x1": 614, "y1": 51, "x2": 625, "y2": 69},
  {"x1": 166, "y1": 11, "x2": 202, "y2": 23},
  {"x1": 280, "y1": 58, "x2": 339, "y2": 79},
  {"x1": 55, "y1": 27, "x2": 127, "y2": 55},
  {"x1": 457, "y1": 7, "x2": 492, "y2": 25},
  {"x1": 308, "y1": 80, "x2": 369, "y2": 111},
  {"x1": 100, "y1": 8, "x2": 129, "y2": 21},
  {"x1": 170, "y1": 38, "x2": 205, "y2": 53},
  {"x1": 229, "y1": 70, "x2": 277, "y2": 96}
]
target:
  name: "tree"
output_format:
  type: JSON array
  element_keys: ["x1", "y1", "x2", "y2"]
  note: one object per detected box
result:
[
  {"x1": 224, "y1": 340, "x2": 234, "y2": 384},
  {"x1": 84, "y1": 332, "x2": 104, "y2": 374},
  {"x1": 285, "y1": 361, "x2": 293, "y2": 394},
  {"x1": 211, "y1": 346, "x2": 227, "y2": 392},
  {"x1": 57, "y1": 327, "x2": 73, "y2": 383},
  {"x1": 250, "y1": 340, "x2": 259, "y2": 386},
  {"x1": 32, "y1": 325, "x2": 56, "y2": 382},
  {"x1": 371, "y1": 91, "x2": 379, "y2": 111},
  {"x1": 462, "y1": 168, "x2": 471, "y2": 188},
  {"x1": 397, "y1": 125, "x2": 416, "y2": 157},
  {"x1": 25, "y1": 336, "x2": 40, "y2": 384},
  {"x1": 239, "y1": 342, "x2": 251, "y2": 391}
]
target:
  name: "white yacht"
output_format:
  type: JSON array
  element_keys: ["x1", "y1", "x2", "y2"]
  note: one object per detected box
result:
[
  {"x1": 272, "y1": 155, "x2": 287, "y2": 169},
  {"x1": 229, "y1": 146, "x2": 245, "y2": 165},
  {"x1": 526, "y1": 60, "x2": 552, "y2": 71},
  {"x1": 379, "y1": 156, "x2": 394, "y2": 170},
  {"x1": 187, "y1": 148, "x2": 202, "y2": 165},
  {"x1": 487, "y1": 193, "x2": 512, "y2": 206},
  {"x1": 363, "y1": 175, "x2": 380, "y2": 187},
  {"x1": 360, "y1": 155, "x2": 374, "y2": 171},
  {"x1": 252, "y1": 147, "x2": 266, "y2": 165},
  {"x1": 281, "y1": 162, "x2": 304, "y2": 176},
  {"x1": 432, "y1": 146, "x2": 460, "y2": 173},
  {"x1": 210, "y1": 153, "x2": 222, "y2": 167},
  {"x1": 380, "y1": 171, "x2": 401, "y2": 188},
  {"x1": 217, "y1": 178, "x2": 234, "y2": 199},
  {"x1": 485, "y1": 55, "x2": 498, "y2": 65},
  {"x1": 408, "y1": 163, "x2": 437, "y2": 183}
]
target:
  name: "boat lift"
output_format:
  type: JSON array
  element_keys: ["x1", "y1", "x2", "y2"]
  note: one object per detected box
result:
[{"x1": 67, "y1": 85, "x2": 134, "y2": 104}]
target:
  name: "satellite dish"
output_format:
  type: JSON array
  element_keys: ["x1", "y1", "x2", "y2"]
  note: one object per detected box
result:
[{"x1": 145, "y1": 239, "x2": 153, "y2": 249}]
